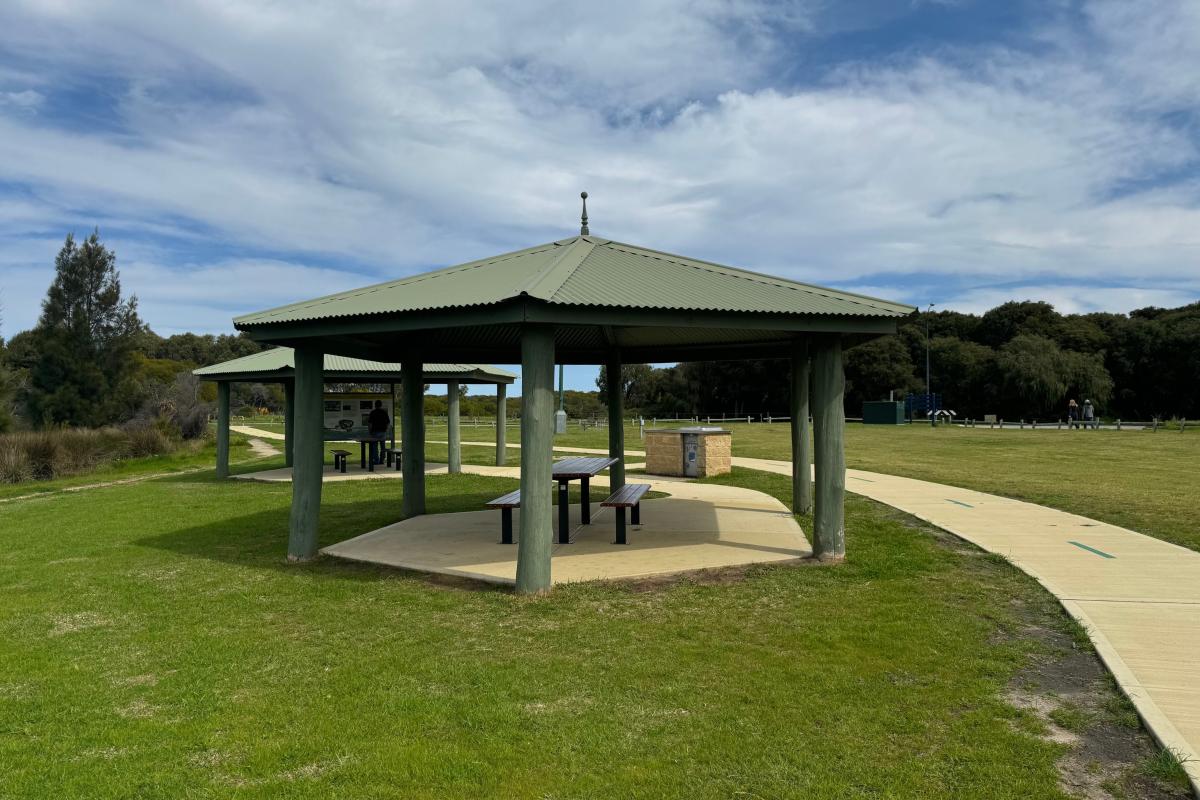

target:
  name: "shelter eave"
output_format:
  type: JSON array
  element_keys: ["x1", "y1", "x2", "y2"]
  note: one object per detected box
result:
[{"x1": 237, "y1": 297, "x2": 905, "y2": 343}]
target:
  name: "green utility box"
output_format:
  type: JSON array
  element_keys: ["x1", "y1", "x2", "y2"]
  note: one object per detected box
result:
[{"x1": 863, "y1": 400, "x2": 905, "y2": 424}]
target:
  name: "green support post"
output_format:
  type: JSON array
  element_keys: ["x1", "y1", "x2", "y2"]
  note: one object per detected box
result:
[
  {"x1": 390, "y1": 382, "x2": 396, "y2": 451},
  {"x1": 283, "y1": 379, "x2": 295, "y2": 468},
  {"x1": 811, "y1": 336, "x2": 846, "y2": 561},
  {"x1": 495, "y1": 383, "x2": 507, "y2": 466},
  {"x1": 605, "y1": 354, "x2": 625, "y2": 490},
  {"x1": 447, "y1": 381, "x2": 461, "y2": 474},
  {"x1": 216, "y1": 381, "x2": 230, "y2": 478},
  {"x1": 287, "y1": 346, "x2": 324, "y2": 561},
  {"x1": 401, "y1": 362, "x2": 425, "y2": 518},
  {"x1": 515, "y1": 325, "x2": 555, "y2": 594},
  {"x1": 790, "y1": 338, "x2": 811, "y2": 514}
]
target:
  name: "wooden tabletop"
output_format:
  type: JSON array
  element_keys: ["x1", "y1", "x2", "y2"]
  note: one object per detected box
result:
[{"x1": 552, "y1": 456, "x2": 619, "y2": 480}]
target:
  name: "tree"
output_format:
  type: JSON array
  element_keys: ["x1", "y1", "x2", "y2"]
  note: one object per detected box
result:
[
  {"x1": 977, "y1": 301, "x2": 1061, "y2": 348},
  {"x1": 596, "y1": 363, "x2": 655, "y2": 408},
  {"x1": 928, "y1": 337, "x2": 996, "y2": 416},
  {"x1": 0, "y1": 338, "x2": 14, "y2": 433},
  {"x1": 844, "y1": 337, "x2": 918, "y2": 411},
  {"x1": 22, "y1": 230, "x2": 145, "y2": 427}
]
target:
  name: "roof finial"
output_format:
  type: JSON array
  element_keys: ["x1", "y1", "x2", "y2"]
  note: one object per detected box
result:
[{"x1": 579, "y1": 191, "x2": 589, "y2": 236}]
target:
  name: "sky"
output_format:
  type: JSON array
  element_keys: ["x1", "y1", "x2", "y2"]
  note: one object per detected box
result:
[{"x1": 0, "y1": 0, "x2": 1197, "y2": 393}]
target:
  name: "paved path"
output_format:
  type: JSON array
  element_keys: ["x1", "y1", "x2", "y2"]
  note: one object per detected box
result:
[{"x1": 231, "y1": 425, "x2": 286, "y2": 441}]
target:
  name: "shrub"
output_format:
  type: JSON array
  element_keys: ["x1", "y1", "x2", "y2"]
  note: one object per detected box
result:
[
  {"x1": 124, "y1": 424, "x2": 173, "y2": 458},
  {"x1": 0, "y1": 425, "x2": 181, "y2": 484},
  {"x1": 0, "y1": 438, "x2": 31, "y2": 483}
]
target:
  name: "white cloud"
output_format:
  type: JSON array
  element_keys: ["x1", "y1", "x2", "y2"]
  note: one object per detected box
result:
[{"x1": 0, "y1": 0, "x2": 1197, "y2": 341}]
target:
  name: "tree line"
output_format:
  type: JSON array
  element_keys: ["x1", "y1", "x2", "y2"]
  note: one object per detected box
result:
[
  {"x1": 2, "y1": 231, "x2": 1196, "y2": 432},
  {"x1": 597, "y1": 301, "x2": 1199, "y2": 421}
]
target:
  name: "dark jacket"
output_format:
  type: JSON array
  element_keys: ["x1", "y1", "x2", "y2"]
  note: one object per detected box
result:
[{"x1": 367, "y1": 407, "x2": 390, "y2": 435}]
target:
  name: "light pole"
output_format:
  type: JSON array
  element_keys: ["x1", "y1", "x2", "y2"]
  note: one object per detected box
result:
[
  {"x1": 554, "y1": 363, "x2": 567, "y2": 433},
  {"x1": 925, "y1": 303, "x2": 935, "y2": 425}
]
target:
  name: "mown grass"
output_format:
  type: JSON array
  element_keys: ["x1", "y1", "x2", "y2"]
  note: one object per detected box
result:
[{"x1": 0, "y1": 464, "x2": 1105, "y2": 799}]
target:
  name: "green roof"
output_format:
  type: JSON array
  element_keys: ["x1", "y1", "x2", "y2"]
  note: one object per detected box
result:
[
  {"x1": 235, "y1": 236, "x2": 913, "y2": 328},
  {"x1": 194, "y1": 348, "x2": 514, "y2": 384}
]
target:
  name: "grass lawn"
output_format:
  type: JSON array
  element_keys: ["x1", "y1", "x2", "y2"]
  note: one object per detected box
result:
[{"x1": 0, "y1": 463, "x2": 1186, "y2": 798}]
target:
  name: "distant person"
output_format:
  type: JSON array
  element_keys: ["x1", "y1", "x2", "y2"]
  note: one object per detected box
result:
[
  {"x1": 367, "y1": 400, "x2": 390, "y2": 464},
  {"x1": 1083, "y1": 399, "x2": 1095, "y2": 430},
  {"x1": 1067, "y1": 398, "x2": 1080, "y2": 429}
]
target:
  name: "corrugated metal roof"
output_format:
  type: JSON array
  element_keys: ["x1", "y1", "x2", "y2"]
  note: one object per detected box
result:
[
  {"x1": 234, "y1": 236, "x2": 914, "y2": 328},
  {"x1": 193, "y1": 348, "x2": 515, "y2": 382}
]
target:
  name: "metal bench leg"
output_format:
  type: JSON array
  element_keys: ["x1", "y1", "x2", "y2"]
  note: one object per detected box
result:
[
  {"x1": 557, "y1": 481, "x2": 570, "y2": 544},
  {"x1": 581, "y1": 477, "x2": 591, "y2": 524},
  {"x1": 395, "y1": 454, "x2": 402, "y2": 472},
  {"x1": 386, "y1": 449, "x2": 393, "y2": 468},
  {"x1": 631, "y1": 502, "x2": 640, "y2": 525},
  {"x1": 359, "y1": 442, "x2": 367, "y2": 470},
  {"x1": 615, "y1": 507, "x2": 627, "y2": 545},
  {"x1": 368, "y1": 453, "x2": 374, "y2": 473},
  {"x1": 501, "y1": 508, "x2": 513, "y2": 544}
]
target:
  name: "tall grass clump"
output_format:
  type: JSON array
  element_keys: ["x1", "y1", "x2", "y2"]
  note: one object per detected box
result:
[{"x1": 0, "y1": 424, "x2": 177, "y2": 484}]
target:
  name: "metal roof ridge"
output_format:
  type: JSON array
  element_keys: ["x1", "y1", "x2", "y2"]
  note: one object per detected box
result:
[
  {"x1": 598, "y1": 239, "x2": 916, "y2": 314},
  {"x1": 516, "y1": 237, "x2": 597, "y2": 300}
]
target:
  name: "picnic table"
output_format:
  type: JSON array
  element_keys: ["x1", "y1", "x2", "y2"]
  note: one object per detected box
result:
[{"x1": 552, "y1": 456, "x2": 618, "y2": 544}]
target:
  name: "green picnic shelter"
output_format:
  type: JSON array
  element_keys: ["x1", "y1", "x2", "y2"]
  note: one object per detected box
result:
[
  {"x1": 194, "y1": 348, "x2": 515, "y2": 477},
  {"x1": 234, "y1": 202, "x2": 913, "y2": 593}
]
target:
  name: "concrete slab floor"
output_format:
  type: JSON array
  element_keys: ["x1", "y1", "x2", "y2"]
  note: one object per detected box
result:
[{"x1": 320, "y1": 475, "x2": 810, "y2": 586}]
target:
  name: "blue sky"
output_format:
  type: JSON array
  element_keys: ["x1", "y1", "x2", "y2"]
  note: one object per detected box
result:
[{"x1": 1, "y1": 0, "x2": 1198, "y2": 393}]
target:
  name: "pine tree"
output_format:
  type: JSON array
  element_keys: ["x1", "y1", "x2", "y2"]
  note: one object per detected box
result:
[{"x1": 25, "y1": 230, "x2": 145, "y2": 427}]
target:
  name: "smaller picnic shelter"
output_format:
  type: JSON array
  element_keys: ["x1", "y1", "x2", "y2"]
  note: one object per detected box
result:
[{"x1": 194, "y1": 348, "x2": 515, "y2": 477}]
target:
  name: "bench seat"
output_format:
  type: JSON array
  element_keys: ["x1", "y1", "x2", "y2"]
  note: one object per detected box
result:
[
  {"x1": 330, "y1": 449, "x2": 353, "y2": 474},
  {"x1": 486, "y1": 490, "x2": 521, "y2": 543},
  {"x1": 602, "y1": 483, "x2": 650, "y2": 544},
  {"x1": 384, "y1": 447, "x2": 402, "y2": 470}
]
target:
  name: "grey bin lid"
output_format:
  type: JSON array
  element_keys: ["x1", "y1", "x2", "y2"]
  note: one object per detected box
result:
[{"x1": 676, "y1": 426, "x2": 727, "y2": 433}]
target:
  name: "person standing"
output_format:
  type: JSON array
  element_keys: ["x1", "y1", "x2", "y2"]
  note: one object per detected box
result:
[
  {"x1": 1067, "y1": 398, "x2": 1080, "y2": 429},
  {"x1": 367, "y1": 400, "x2": 391, "y2": 465},
  {"x1": 1083, "y1": 399, "x2": 1095, "y2": 430}
]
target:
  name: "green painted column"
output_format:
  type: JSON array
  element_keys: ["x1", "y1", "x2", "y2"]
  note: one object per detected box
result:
[
  {"x1": 216, "y1": 381, "x2": 230, "y2": 478},
  {"x1": 516, "y1": 325, "x2": 555, "y2": 594},
  {"x1": 283, "y1": 379, "x2": 295, "y2": 468},
  {"x1": 401, "y1": 361, "x2": 426, "y2": 518},
  {"x1": 287, "y1": 346, "x2": 324, "y2": 562},
  {"x1": 606, "y1": 354, "x2": 625, "y2": 490},
  {"x1": 495, "y1": 383, "x2": 507, "y2": 466},
  {"x1": 811, "y1": 335, "x2": 846, "y2": 561},
  {"x1": 790, "y1": 339, "x2": 811, "y2": 514},
  {"x1": 447, "y1": 381, "x2": 461, "y2": 474}
]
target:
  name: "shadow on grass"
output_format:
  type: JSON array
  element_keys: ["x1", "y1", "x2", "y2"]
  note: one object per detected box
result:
[{"x1": 137, "y1": 471, "x2": 520, "y2": 593}]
